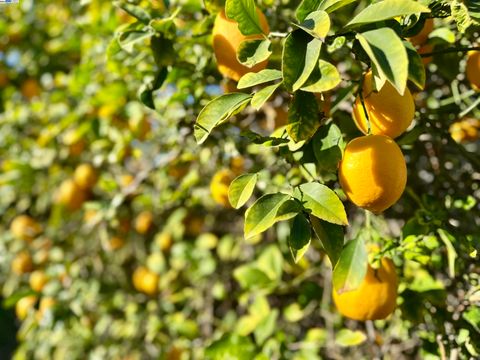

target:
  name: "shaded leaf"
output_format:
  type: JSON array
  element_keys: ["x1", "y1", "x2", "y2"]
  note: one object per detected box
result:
[
  {"x1": 404, "y1": 41, "x2": 426, "y2": 90},
  {"x1": 228, "y1": 173, "x2": 258, "y2": 209},
  {"x1": 301, "y1": 60, "x2": 341, "y2": 93},
  {"x1": 295, "y1": 10, "x2": 331, "y2": 39},
  {"x1": 251, "y1": 82, "x2": 282, "y2": 110},
  {"x1": 237, "y1": 39, "x2": 272, "y2": 67},
  {"x1": 287, "y1": 91, "x2": 320, "y2": 142},
  {"x1": 288, "y1": 214, "x2": 312, "y2": 263},
  {"x1": 332, "y1": 238, "x2": 368, "y2": 293},
  {"x1": 310, "y1": 215, "x2": 344, "y2": 266}
]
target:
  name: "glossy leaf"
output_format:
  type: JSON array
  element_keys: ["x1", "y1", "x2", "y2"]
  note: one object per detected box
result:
[
  {"x1": 293, "y1": 183, "x2": 348, "y2": 225},
  {"x1": 237, "y1": 69, "x2": 282, "y2": 89},
  {"x1": 237, "y1": 39, "x2": 272, "y2": 67},
  {"x1": 287, "y1": 91, "x2": 320, "y2": 142},
  {"x1": 288, "y1": 214, "x2": 312, "y2": 263},
  {"x1": 301, "y1": 60, "x2": 341, "y2": 93},
  {"x1": 194, "y1": 93, "x2": 252, "y2": 144},
  {"x1": 228, "y1": 173, "x2": 258, "y2": 209},
  {"x1": 225, "y1": 0, "x2": 266, "y2": 36},
  {"x1": 310, "y1": 215, "x2": 344, "y2": 266},
  {"x1": 251, "y1": 82, "x2": 282, "y2": 110},
  {"x1": 404, "y1": 41, "x2": 426, "y2": 90},
  {"x1": 332, "y1": 238, "x2": 368, "y2": 293},
  {"x1": 295, "y1": 10, "x2": 331, "y2": 39}
]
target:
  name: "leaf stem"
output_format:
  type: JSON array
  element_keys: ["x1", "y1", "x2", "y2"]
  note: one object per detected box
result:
[{"x1": 420, "y1": 46, "x2": 480, "y2": 58}]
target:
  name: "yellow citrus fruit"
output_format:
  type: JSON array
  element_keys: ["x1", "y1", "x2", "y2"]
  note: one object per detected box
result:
[
  {"x1": 213, "y1": 9, "x2": 269, "y2": 81},
  {"x1": 339, "y1": 135, "x2": 407, "y2": 213},
  {"x1": 409, "y1": 18, "x2": 433, "y2": 46},
  {"x1": 128, "y1": 117, "x2": 151, "y2": 140},
  {"x1": 183, "y1": 214, "x2": 205, "y2": 237},
  {"x1": 107, "y1": 236, "x2": 126, "y2": 251},
  {"x1": 352, "y1": 72, "x2": 415, "y2": 138},
  {"x1": 466, "y1": 51, "x2": 480, "y2": 90},
  {"x1": 57, "y1": 179, "x2": 88, "y2": 211},
  {"x1": 333, "y1": 257, "x2": 398, "y2": 321},
  {"x1": 37, "y1": 296, "x2": 57, "y2": 320},
  {"x1": 12, "y1": 251, "x2": 34, "y2": 275},
  {"x1": 16, "y1": 296, "x2": 38, "y2": 320},
  {"x1": 155, "y1": 232, "x2": 173, "y2": 252},
  {"x1": 134, "y1": 211, "x2": 154, "y2": 235},
  {"x1": 210, "y1": 169, "x2": 234, "y2": 207},
  {"x1": 73, "y1": 163, "x2": 98, "y2": 190},
  {"x1": 10, "y1": 215, "x2": 42, "y2": 242},
  {"x1": 20, "y1": 78, "x2": 41, "y2": 99},
  {"x1": 29, "y1": 270, "x2": 48, "y2": 292},
  {"x1": 132, "y1": 266, "x2": 159, "y2": 296},
  {"x1": 449, "y1": 118, "x2": 480, "y2": 143}
]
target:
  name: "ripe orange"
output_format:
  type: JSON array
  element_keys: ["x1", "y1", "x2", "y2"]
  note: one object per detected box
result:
[
  {"x1": 352, "y1": 72, "x2": 415, "y2": 138},
  {"x1": 73, "y1": 164, "x2": 98, "y2": 190},
  {"x1": 134, "y1": 211, "x2": 154, "y2": 235},
  {"x1": 339, "y1": 135, "x2": 407, "y2": 213},
  {"x1": 20, "y1": 78, "x2": 41, "y2": 99},
  {"x1": 10, "y1": 215, "x2": 42, "y2": 242},
  {"x1": 418, "y1": 44, "x2": 433, "y2": 65},
  {"x1": 29, "y1": 270, "x2": 48, "y2": 292},
  {"x1": 210, "y1": 169, "x2": 235, "y2": 207},
  {"x1": 333, "y1": 257, "x2": 398, "y2": 321},
  {"x1": 155, "y1": 232, "x2": 173, "y2": 252},
  {"x1": 466, "y1": 51, "x2": 480, "y2": 90},
  {"x1": 57, "y1": 179, "x2": 88, "y2": 211},
  {"x1": 449, "y1": 118, "x2": 480, "y2": 143},
  {"x1": 16, "y1": 296, "x2": 38, "y2": 320},
  {"x1": 409, "y1": 18, "x2": 433, "y2": 46},
  {"x1": 12, "y1": 251, "x2": 34, "y2": 275},
  {"x1": 132, "y1": 266, "x2": 159, "y2": 296},
  {"x1": 213, "y1": 9, "x2": 269, "y2": 81}
]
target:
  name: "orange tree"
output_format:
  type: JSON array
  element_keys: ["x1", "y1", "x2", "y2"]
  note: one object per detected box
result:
[{"x1": 0, "y1": 0, "x2": 479, "y2": 359}]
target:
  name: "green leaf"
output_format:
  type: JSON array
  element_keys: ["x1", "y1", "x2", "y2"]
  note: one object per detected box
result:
[
  {"x1": 205, "y1": 334, "x2": 256, "y2": 360},
  {"x1": 293, "y1": 39, "x2": 323, "y2": 91},
  {"x1": 288, "y1": 214, "x2": 312, "y2": 263},
  {"x1": 282, "y1": 30, "x2": 322, "y2": 92},
  {"x1": 437, "y1": 229, "x2": 457, "y2": 279},
  {"x1": 194, "y1": 93, "x2": 252, "y2": 144},
  {"x1": 114, "y1": 1, "x2": 152, "y2": 23},
  {"x1": 319, "y1": 0, "x2": 356, "y2": 13},
  {"x1": 310, "y1": 215, "x2": 344, "y2": 266},
  {"x1": 404, "y1": 41, "x2": 426, "y2": 90},
  {"x1": 138, "y1": 68, "x2": 168, "y2": 109},
  {"x1": 293, "y1": 183, "x2": 348, "y2": 225},
  {"x1": 287, "y1": 91, "x2": 320, "y2": 143},
  {"x1": 332, "y1": 238, "x2": 368, "y2": 293},
  {"x1": 251, "y1": 82, "x2": 282, "y2": 110},
  {"x1": 234, "y1": 265, "x2": 272, "y2": 289},
  {"x1": 228, "y1": 173, "x2": 258, "y2": 209},
  {"x1": 312, "y1": 122, "x2": 344, "y2": 170},
  {"x1": 275, "y1": 199, "x2": 303, "y2": 222},
  {"x1": 237, "y1": 39, "x2": 272, "y2": 67},
  {"x1": 296, "y1": 0, "x2": 322, "y2": 22},
  {"x1": 238, "y1": 69, "x2": 282, "y2": 89},
  {"x1": 151, "y1": 35, "x2": 176, "y2": 66},
  {"x1": 295, "y1": 10, "x2": 331, "y2": 39},
  {"x1": 244, "y1": 193, "x2": 291, "y2": 239},
  {"x1": 346, "y1": 0, "x2": 430, "y2": 27},
  {"x1": 225, "y1": 0, "x2": 266, "y2": 36},
  {"x1": 335, "y1": 329, "x2": 367, "y2": 347},
  {"x1": 451, "y1": 0, "x2": 480, "y2": 33},
  {"x1": 257, "y1": 245, "x2": 284, "y2": 281},
  {"x1": 118, "y1": 29, "x2": 153, "y2": 53},
  {"x1": 463, "y1": 306, "x2": 480, "y2": 333},
  {"x1": 356, "y1": 28, "x2": 409, "y2": 95},
  {"x1": 300, "y1": 60, "x2": 341, "y2": 93},
  {"x1": 254, "y1": 309, "x2": 278, "y2": 344}
]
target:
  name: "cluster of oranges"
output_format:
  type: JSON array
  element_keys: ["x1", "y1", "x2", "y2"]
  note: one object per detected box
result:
[
  {"x1": 56, "y1": 163, "x2": 97, "y2": 211},
  {"x1": 9, "y1": 215, "x2": 57, "y2": 320},
  {"x1": 449, "y1": 117, "x2": 480, "y2": 144}
]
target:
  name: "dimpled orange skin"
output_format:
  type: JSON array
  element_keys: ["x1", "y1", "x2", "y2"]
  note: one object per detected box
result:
[
  {"x1": 339, "y1": 135, "x2": 407, "y2": 213},
  {"x1": 466, "y1": 51, "x2": 480, "y2": 90},
  {"x1": 333, "y1": 257, "x2": 398, "y2": 321},
  {"x1": 210, "y1": 169, "x2": 235, "y2": 207},
  {"x1": 213, "y1": 9, "x2": 270, "y2": 81},
  {"x1": 352, "y1": 72, "x2": 415, "y2": 139}
]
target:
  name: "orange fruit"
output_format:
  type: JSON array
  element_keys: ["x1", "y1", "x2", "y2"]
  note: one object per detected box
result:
[
  {"x1": 155, "y1": 232, "x2": 173, "y2": 252},
  {"x1": 339, "y1": 135, "x2": 407, "y2": 213},
  {"x1": 352, "y1": 71, "x2": 415, "y2": 138},
  {"x1": 16, "y1": 296, "x2": 38, "y2": 320},
  {"x1": 333, "y1": 257, "x2": 398, "y2": 321},
  {"x1": 29, "y1": 270, "x2": 48, "y2": 292},
  {"x1": 73, "y1": 164, "x2": 98, "y2": 190},
  {"x1": 10, "y1": 215, "x2": 42, "y2": 242},
  {"x1": 107, "y1": 236, "x2": 126, "y2": 251},
  {"x1": 134, "y1": 211, "x2": 154, "y2": 235},
  {"x1": 409, "y1": 18, "x2": 433, "y2": 46},
  {"x1": 466, "y1": 51, "x2": 480, "y2": 90},
  {"x1": 132, "y1": 266, "x2": 159, "y2": 296},
  {"x1": 418, "y1": 44, "x2": 434, "y2": 65},
  {"x1": 57, "y1": 179, "x2": 88, "y2": 211},
  {"x1": 210, "y1": 169, "x2": 234, "y2": 207},
  {"x1": 12, "y1": 251, "x2": 34, "y2": 274},
  {"x1": 213, "y1": 9, "x2": 269, "y2": 81},
  {"x1": 20, "y1": 78, "x2": 41, "y2": 99}
]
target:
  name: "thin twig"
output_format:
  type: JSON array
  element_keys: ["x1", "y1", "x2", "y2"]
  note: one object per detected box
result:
[{"x1": 420, "y1": 46, "x2": 480, "y2": 57}]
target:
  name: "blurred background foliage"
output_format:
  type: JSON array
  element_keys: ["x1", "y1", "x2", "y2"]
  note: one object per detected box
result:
[{"x1": 0, "y1": 0, "x2": 479, "y2": 359}]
